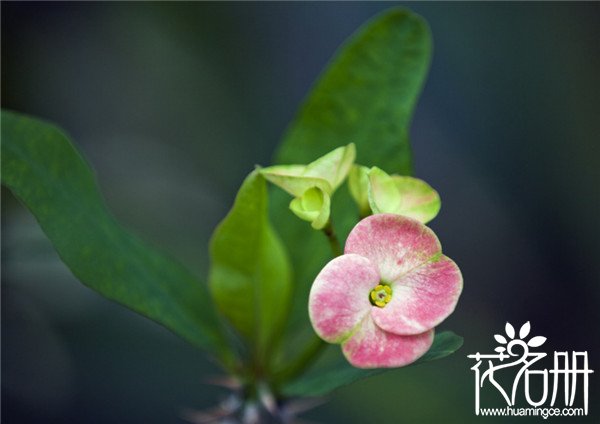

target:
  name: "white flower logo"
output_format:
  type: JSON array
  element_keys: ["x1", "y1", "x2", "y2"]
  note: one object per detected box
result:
[{"x1": 493, "y1": 321, "x2": 546, "y2": 355}]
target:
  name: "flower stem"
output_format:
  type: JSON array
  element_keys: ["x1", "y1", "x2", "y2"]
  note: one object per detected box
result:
[
  {"x1": 272, "y1": 222, "x2": 342, "y2": 386},
  {"x1": 274, "y1": 334, "x2": 327, "y2": 385},
  {"x1": 322, "y1": 221, "x2": 342, "y2": 257}
]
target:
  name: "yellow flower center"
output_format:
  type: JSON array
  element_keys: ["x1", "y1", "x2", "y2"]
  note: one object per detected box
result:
[{"x1": 369, "y1": 284, "x2": 392, "y2": 308}]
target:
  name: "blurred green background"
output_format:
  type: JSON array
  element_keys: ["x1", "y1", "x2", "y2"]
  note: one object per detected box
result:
[{"x1": 2, "y1": 2, "x2": 599, "y2": 423}]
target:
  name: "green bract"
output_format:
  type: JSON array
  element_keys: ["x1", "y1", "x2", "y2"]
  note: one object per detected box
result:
[
  {"x1": 348, "y1": 165, "x2": 441, "y2": 224},
  {"x1": 348, "y1": 165, "x2": 371, "y2": 217},
  {"x1": 289, "y1": 187, "x2": 331, "y2": 230},
  {"x1": 302, "y1": 143, "x2": 356, "y2": 191},
  {"x1": 260, "y1": 143, "x2": 355, "y2": 229},
  {"x1": 368, "y1": 166, "x2": 441, "y2": 223}
]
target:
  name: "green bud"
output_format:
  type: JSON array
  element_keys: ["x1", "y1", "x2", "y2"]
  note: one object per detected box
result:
[
  {"x1": 259, "y1": 143, "x2": 355, "y2": 229},
  {"x1": 368, "y1": 167, "x2": 402, "y2": 214},
  {"x1": 348, "y1": 165, "x2": 371, "y2": 217},
  {"x1": 289, "y1": 187, "x2": 331, "y2": 230},
  {"x1": 259, "y1": 164, "x2": 331, "y2": 197},
  {"x1": 302, "y1": 143, "x2": 356, "y2": 191},
  {"x1": 259, "y1": 143, "x2": 355, "y2": 197},
  {"x1": 368, "y1": 167, "x2": 441, "y2": 224}
]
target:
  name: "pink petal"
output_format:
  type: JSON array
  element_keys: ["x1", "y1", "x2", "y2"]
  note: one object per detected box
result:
[
  {"x1": 346, "y1": 214, "x2": 462, "y2": 335},
  {"x1": 308, "y1": 254, "x2": 379, "y2": 343},
  {"x1": 341, "y1": 316, "x2": 434, "y2": 368},
  {"x1": 345, "y1": 214, "x2": 441, "y2": 283},
  {"x1": 371, "y1": 255, "x2": 462, "y2": 335}
]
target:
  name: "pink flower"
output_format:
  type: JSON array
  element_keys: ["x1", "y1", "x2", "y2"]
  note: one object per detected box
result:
[{"x1": 308, "y1": 214, "x2": 463, "y2": 368}]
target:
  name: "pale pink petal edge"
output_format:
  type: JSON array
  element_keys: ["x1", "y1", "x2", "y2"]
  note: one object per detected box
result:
[
  {"x1": 308, "y1": 254, "x2": 379, "y2": 343},
  {"x1": 341, "y1": 316, "x2": 434, "y2": 368},
  {"x1": 344, "y1": 214, "x2": 442, "y2": 284}
]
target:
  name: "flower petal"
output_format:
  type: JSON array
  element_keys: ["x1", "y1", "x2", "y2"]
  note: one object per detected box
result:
[
  {"x1": 345, "y1": 214, "x2": 462, "y2": 335},
  {"x1": 341, "y1": 316, "x2": 434, "y2": 368},
  {"x1": 371, "y1": 255, "x2": 462, "y2": 335},
  {"x1": 309, "y1": 254, "x2": 379, "y2": 343},
  {"x1": 345, "y1": 214, "x2": 441, "y2": 282}
]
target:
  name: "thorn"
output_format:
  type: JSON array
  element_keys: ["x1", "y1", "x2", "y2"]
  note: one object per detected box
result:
[{"x1": 203, "y1": 375, "x2": 242, "y2": 390}]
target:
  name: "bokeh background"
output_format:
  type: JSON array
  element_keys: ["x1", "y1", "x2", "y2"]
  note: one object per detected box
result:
[{"x1": 2, "y1": 2, "x2": 599, "y2": 423}]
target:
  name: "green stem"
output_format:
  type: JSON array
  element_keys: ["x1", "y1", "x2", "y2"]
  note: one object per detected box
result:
[
  {"x1": 275, "y1": 334, "x2": 327, "y2": 385},
  {"x1": 274, "y1": 221, "x2": 342, "y2": 387},
  {"x1": 359, "y1": 205, "x2": 372, "y2": 220},
  {"x1": 322, "y1": 221, "x2": 342, "y2": 257}
]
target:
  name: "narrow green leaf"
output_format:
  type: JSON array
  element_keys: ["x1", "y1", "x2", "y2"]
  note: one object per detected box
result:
[
  {"x1": 281, "y1": 331, "x2": 463, "y2": 398},
  {"x1": 272, "y1": 7, "x2": 433, "y2": 331},
  {"x1": 1, "y1": 110, "x2": 234, "y2": 363},
  {"x1": 209, "y1": 170, "x2": 292, "y2": 361},
  {"x1": 277, "y1": 7, "x2": 431, "y2": 174}
]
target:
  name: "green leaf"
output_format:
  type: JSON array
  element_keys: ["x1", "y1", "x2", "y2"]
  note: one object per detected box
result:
[
  {"x1": 209, "y1": 170, "x2": 292, "y2": 361},
  {"x1": 277, "y1": 7, "x2": 431, "y2": 174},
  {"x1": 281, "y1": 331, "x2": 463, "y2": 398},
  {"x1": 272, "y1": 7, "x2": 432, "y2": 331},
  {"x1": 1, "y1": 110, "x2": 234, "y2": 364}
]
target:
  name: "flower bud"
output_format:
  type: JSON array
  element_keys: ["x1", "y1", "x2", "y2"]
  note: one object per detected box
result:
[
  {"x1": 368, "y1": 167, "x2": 440, "y2": 224},
  {"x1": 260, "y1": 143, "x2": 355, "y2": 229},
  {"x1": 289, "y1": 187, "x2": 331, "y2": 230},
  {"x1": 348, "y1": 165, "x2": 371, "y2": 217}
]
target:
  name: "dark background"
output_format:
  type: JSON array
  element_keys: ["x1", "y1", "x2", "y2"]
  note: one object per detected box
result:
[{"x1": 2, "y1": 2, "x2": 599, "y2": 423}]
